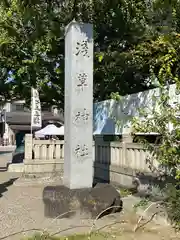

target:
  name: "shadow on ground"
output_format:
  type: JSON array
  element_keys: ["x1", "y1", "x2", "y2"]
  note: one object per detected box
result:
[
  {"x1": 0, "y1": 178, "x2": 18, "y2": 198},
  {"x1": 12, "y1": 152, "x2": 24, "y2": 164},
  {"x1": 0, "y1": 167, "x2": 8, "y2": 172}
]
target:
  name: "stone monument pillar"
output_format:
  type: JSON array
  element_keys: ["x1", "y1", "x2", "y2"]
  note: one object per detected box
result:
[{"x1": 64, "y1": 21, "x2": 93, "y2": 189}]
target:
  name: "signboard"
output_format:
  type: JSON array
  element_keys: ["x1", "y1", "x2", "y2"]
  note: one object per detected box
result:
[{"x1": 31, "y1": 88, "x2": 42, "y2": 129}]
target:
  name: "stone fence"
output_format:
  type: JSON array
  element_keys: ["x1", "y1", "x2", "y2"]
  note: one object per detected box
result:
[
  {"x1": 24, "y1": 135, "x2": 154, "y2": 170},
  {"x1": 17, "y1": 134, "x2": 159, "y2": 188},
  {"x1": 93, "y1": 141, "x2": 158, "y2": 173},
  {"x1": 31, "y1": 139, "x2": 64, "y2": 161}
]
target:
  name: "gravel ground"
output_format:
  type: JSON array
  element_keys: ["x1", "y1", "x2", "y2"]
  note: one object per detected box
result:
[
  {"x1": 0, "y1": 153, "x2": 179, "y2": 240},
  {"x1": 0, "y1": 154, "x2": 119, "y2": 240}
]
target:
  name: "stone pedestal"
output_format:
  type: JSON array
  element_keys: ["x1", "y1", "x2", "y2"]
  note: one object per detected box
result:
[{"x1": 43, "y1": 183, "x2": 122, "y2": 219}]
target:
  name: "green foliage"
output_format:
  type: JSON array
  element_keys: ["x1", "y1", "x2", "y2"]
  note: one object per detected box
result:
[
  {"x1": 119, "y1": 187, "x2": 133, "y2": 197},
  {"x1": 22, "y1": 232, "x2": 57, "y2": 240},
  {"x1": 133, "y1": 198, "x2": 150, "y2": 210},
  {"x1": 132, "y1": 31, "x2": 180, "y2": 228},
  {"x1": 133, "y1": 92, "x2": 180, "y2": 228},
  {"x1": 133, "y1": 89, "x2": 180, "y2": 179},
  {"x1": 1, "y1": 0, "x2": 180, "y2": 106},
  {"x1": 22, "y1": 232, "x2": 109, "y2": 240},
  {"x1": 165, "y1": 183, "x2": 180, "y2": 230}
]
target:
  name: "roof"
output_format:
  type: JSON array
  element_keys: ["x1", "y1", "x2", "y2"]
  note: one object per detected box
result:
[
  {"x1": 134, "y1": 132, "x2": 161, "y2": 136},
  {"x1": 9, "y1": 125, "x2": 32, "y2": 131},
  {"x1": 5, "y1": 111, "x2": 64, "y2": 125}
]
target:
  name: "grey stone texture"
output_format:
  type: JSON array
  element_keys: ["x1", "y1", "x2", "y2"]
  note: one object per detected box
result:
[
  {"x1": 43, "y1": 183, "x2": 122, "y2": 219},
  {"x1": 64, "y1": 21, "x2": 94, "y2": 189}
]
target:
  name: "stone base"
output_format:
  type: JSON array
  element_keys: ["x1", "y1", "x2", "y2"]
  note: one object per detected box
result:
[
  {"x1": 43, "y1": 183, "x2": 122, "y2": 219},
  {"x1": 7, "y1": 163, "x2": 25, "y2": 172},
  {"x1": 24, "y1": 160, "x2": 63, "y2": 173},
  {"x1": 13, "y1": 173, "x2": 63, "y2": 186}
]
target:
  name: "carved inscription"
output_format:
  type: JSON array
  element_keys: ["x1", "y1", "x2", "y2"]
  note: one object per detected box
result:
[
  {"x1": 76, "y1": 72, "x2": 88, "y2": 92},
  {"x1": 73, "y1": 108, "x2": 90, "y2": 125},
  {"x1": 74, "y1": 144, "x2": 89, "y2": 160},
  {"x1": 75, "y1": 40, "x2": 90, "y2": 58}
]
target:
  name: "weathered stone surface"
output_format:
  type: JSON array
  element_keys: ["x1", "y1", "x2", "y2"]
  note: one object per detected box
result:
[
  {"x1": 64, "y1": 21, "x2": 94, "y2": 189},
  {"x1": 43, "y1": 183, "x2": 122, "y2": 219}
]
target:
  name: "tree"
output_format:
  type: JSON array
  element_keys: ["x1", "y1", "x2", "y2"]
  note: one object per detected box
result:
[
  {"x1": 0, "y1": 0, "x2": 156, "y2": 107},
  {"x1": 0, "y1": 0, "x2": 71, "y2": 107},
  {"x1": 0, "y1": 0, "x2": 180, "y2": 107}
]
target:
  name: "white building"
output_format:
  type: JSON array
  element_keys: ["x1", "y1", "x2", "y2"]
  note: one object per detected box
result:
[{"x1": 0, "y1": 100, "x2": 64, "y2": 145}]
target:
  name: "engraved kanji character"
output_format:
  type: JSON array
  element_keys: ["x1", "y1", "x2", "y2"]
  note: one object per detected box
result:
[
  {"x1": 74, "y1": 144, "x2": 81, "y2": 158},
  {"x1": 81, "y1": 108, "x2": 90, "y2": 121},
  {"x1": 74, "y1": 111, "x2": 81, "y2": 122},
  {"x1": 81, "y1": 144, "x2": 88, "y2": 157},
  {"x1": 75, "y1": 40, "x2": 89, "y2": 57},
  {"x1": 77, "y1": 73, "x2": 88, "y2": 91}
]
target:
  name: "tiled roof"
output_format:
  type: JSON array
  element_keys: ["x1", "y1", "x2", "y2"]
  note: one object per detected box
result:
[{"x1": 6, "y1": 111, "x2": 64, "y2": 125}]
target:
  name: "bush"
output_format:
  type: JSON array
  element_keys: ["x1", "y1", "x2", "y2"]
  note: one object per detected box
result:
[
  {"x1": 22, "y1": 233, "x2": 108, "y2": 240},
  {"x1": 165, "y1": 184, "x2": 180, "y2": 230},
  {"x1": 22, "y1": 233, "x2": 59, "y2": 240},
  {"x1": 132, "y1": 84, "x2": 180, "y2": 229}
]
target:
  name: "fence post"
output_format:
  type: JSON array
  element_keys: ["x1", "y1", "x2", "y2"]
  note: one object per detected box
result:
[
  {"x1": 24, "y1": 134, "x2": 33, "y2": 162},
  {"x1": 94, "y1": 135, "x2": 104, "y2": 163},
  {"x1": 122, "y1": 134, "x2": 133, "y2": 143},
  {"x1": 122, "y1": 134, "x2": 133, "y2": 163}
]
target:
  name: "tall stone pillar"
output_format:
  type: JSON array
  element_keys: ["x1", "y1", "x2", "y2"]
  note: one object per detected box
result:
[{"x1": 64, "y1": 21, "x2": 94, "y2": 189}]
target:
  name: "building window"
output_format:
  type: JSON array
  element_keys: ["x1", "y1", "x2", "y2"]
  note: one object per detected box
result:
[
  {"x1": 12, "y1": 104, "x2": 25, "y2": 112},
  {"x1": 41, "y1": 106, "x2": 51, "y2": 112}
]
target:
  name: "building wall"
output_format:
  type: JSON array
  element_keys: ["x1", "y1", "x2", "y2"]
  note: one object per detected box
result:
[
  {"x1": 0, "y1": 100, "x2": 61, "y2": 145},
  {"x1": 93, "y1": 84, "x2": 180, "y2": 135},
  {"x1": 0, "y1": 101, "x2": 26, "y2": 145}
]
